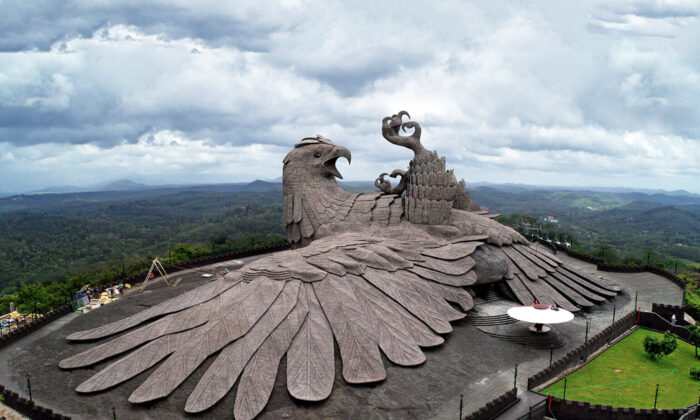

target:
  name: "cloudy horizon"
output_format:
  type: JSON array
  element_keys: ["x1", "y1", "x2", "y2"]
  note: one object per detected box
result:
[{"x1": 2, "y1": 0, "x2": 699, "y2": 194}]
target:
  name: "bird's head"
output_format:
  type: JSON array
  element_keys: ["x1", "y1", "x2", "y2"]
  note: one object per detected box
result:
[{"x1": 283, "y1": 135, "x2": 352, "y2": 187}]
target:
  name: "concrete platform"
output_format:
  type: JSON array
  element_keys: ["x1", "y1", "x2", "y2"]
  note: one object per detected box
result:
[{"x1": 0, "y1": 250, "x2": 683, "y2": 419}]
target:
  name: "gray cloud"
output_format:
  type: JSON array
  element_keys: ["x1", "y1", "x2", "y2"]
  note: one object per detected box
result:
[{"x1": 0, "y1": 0, "x2": 699, "y2": 194}]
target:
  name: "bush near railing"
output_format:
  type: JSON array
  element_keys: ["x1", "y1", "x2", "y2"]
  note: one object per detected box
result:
[
  {"x1": 0, "y1": 384, "x2": 70, "y2": 420},
  {"x1": 109, "y1": 242, "x2": 290, "y2": 289},
  {"x1": 0, "y1": 304, "x2": 72, "y2": 349},
  {"x1": 0, "y1": 244, "x2": 290, "y2": 349},
  {"x1": 462, "y1": 388, "x2": 518, "y2": 420},
  {"x1": 531, "y1": 311, "x2": 698, "y2": 419},
  {"x1": 527, "y1": 311, "x2": 637, "y2": 390},
  {"x1": 547, "y1": 396, "x2": 690, "y2": 420}
]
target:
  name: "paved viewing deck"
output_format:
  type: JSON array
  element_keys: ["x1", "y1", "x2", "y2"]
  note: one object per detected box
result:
[{"x1": 0, "y1": 249, "x2": 684, "y2": 419}]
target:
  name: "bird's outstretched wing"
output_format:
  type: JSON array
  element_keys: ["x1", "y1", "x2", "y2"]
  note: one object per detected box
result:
[
  {"x1": 60, "y1": 230, "x2": 618, "y2": 419},
  {"x1": 494, "y1": 243, "x2": 621, "y2": 311},
  {"x1": 59, "y1": 232, "x2": 478, "y2": 418},
  {"x1": 446, "y1": 209, "x2": 620, "y2": 308}
]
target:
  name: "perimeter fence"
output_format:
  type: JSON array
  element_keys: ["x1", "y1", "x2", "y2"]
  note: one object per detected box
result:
[
  {"x1": 528, "y1": 236, "x2": 688, "y2": 291},
  {"x1": 525, "y1": 306, "x2": 699, "y2": 420},
  {"x1": 108, "y1": 242, "x2": 290, "y2": 288},
  {"x1": 0, "y1": 304, "x2": 72, "y2": 350},
  {"x1": 0, "y1": 384, "x2": 70, "y2": 420},
  {"x1": 527, "y1": 310, "x2": 637, "y2": 390},
  {"x1": 0, "y1": 243, "x2": 289, "y2": 420},
  {"x1": 462, "y1": 388, "x2": 518, "y2": 420},
  {"x1": 547, "y1": 396, "x2": 691, "y2": 420}
]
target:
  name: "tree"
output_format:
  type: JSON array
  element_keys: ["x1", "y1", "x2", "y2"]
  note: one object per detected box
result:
[
  {"x1": 171, "y1": 244, "x2": 195, "y2": 263},
  {"x1": 644, "y1": 332, "x2": 679, "y2": 362},
  {"x1": 686, "y1": 324, "x2": 700, "y2": 358}
]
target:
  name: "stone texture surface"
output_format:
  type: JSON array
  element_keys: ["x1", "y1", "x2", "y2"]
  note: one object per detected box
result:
[
  {"x1": 45, "y1": 112, "x2": 629, "y2": 418},
  {"x1": 0, "y1": 249, "x2": 684, "y2": 420},
  {"x1": 472, "y1": 245, "x2": 509, "y2": 284}
]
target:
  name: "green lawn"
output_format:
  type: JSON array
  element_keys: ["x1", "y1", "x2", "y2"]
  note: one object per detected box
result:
[{"x1": 542, "y1": 329, "x2": 700, "y2": 409}]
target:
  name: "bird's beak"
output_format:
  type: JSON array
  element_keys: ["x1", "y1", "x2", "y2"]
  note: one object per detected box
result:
[{"x1": 323, "y1": 146, "x2": 351, "y2": 179}]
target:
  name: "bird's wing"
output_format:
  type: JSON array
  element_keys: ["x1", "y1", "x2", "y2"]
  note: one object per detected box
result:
[
  {"x1": 446, "y1": 209, "x2": 620, "y2": 308},
  {"x1": 449, "y1": 208, "x2": 527, "y2": 246},
  {"x1": 60, "y1": 231, "x2": 482, "y2": 418},
  {"x1": 495, "y1": 243, "x2": 621, "y2": 311}
]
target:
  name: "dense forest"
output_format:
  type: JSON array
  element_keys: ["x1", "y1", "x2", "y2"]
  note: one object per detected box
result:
[
  {"x1": 0, "y1": 188, "x2": 286, "y2": 291},
  {"x1": 470, "y1": 187, "x2": 700, "y2": 269},
  {"x1": 0, "y1": 181, "x2": 698, "y2": 314}
]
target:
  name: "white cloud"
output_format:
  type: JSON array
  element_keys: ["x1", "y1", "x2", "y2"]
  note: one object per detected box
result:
[
  {"x1": 0, "y1": 130, "x2": 289, "y2": 191},
  {"x1": 0, "y1": 1, "x2": 699, "y2": 193}
]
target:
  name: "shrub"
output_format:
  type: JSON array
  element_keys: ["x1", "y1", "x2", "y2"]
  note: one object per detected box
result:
[
  {"x1": 691, "y1": 367, "x2": 700, "y2": 381},
  {"x1": 644, "y1": 332, "x2": 679, "y2": 362},
  {"x1": 687, "y1": 324, "x2": 700, "y2": 358}
]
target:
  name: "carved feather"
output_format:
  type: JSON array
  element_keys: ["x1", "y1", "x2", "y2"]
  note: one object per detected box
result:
[
  {"x1": 314, "y1": 274, "x2": 385, "y2": 384},
  {"x1": 287, "y1": 283, "x2": 335, "y2": 401},
  {"x1": 129, "y1": 277, "x2": 287, "y2": 404}
]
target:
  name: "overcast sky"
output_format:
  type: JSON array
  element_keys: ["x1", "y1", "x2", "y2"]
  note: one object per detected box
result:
[{"x1": 1, "y1": 0, "x2": 699, "y2": 194}]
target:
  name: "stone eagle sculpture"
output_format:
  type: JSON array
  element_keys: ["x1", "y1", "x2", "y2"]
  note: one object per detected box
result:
[{"x1": 59, "y1": 112, "x2": 620, "y2": 419}]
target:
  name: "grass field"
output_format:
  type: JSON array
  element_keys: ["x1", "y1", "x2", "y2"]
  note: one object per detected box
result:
[{"x1": 542, "y1": 329, "x2": 700, "y2": 409}]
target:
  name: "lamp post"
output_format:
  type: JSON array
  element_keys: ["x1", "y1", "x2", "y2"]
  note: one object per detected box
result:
[
  {"x1": 549, "y1": 346, "x2": 554, "y2": 367},
  {"x1": 563, "y1": 375, "x2": 568, "y2": 400},
  {"x1": 653, "y1": 384, "x2": 659, "y2": 410},
  {"x1": 26, "y1": 373, "x2": 32, "y2": 401}
]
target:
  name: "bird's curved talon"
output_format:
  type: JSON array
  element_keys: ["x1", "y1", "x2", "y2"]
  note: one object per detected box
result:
[
  {"x1": 375, "y1": 173, "x2": 392, "y2": 194},
  {"x1": 381, "y1": 110, "x2": 426, "y2": 156},
  {"x1": 390, "y1": 169, "x2": 406, "y2": 178}
]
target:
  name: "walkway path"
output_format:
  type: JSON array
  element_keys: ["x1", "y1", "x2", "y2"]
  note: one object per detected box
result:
[{"x1": 0, "y1": 249, "x2": 684, "y2": 419}]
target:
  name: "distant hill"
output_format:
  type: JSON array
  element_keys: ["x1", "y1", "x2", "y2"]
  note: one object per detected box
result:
[
  {"x1": 233, "y1": 180, "x2": 283, "y2": 192},
  {"x1": 100, "y1": 179, "x2": 151, "y2": 191},
  {"x1": 29, "y1": 185, "x2": 91, "y2": 194},
  {"x1": 1, "y1": 180, "x2": 698, "y2": 289},
  {"x1": 470, "y1": 187, "x2": 700, "y2": 215},
  {"x1": 467, "y1": 182, "x2": 700, "y2": 197},
  {"x1": 0, "y1": 179, "x2": 284, "y2": 214}
]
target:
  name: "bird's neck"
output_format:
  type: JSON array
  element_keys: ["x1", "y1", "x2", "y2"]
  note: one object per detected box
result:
[{"x1": 283, "y1": 176, "x2": 351, "y2": 246}]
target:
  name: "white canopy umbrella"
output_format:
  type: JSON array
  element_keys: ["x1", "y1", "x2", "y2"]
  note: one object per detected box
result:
[{"x1": 507, "y1": 305, "x2": 574, "y2": 333}]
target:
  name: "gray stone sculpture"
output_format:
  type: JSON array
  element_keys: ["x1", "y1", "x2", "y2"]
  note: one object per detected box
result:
[{"x1": 60, "y1": 112, "x2": 621, "y2": 419}]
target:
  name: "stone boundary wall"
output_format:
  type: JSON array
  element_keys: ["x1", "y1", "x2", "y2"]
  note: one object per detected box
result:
[
  {"x1": 638, "y1": 311, "x2": 691, "y2": 341},
  {"x1": 0, "y1": 245, "x2": 288, "y2": 420},
  {"x1": 566, "y1": 249, "x2": 602, "y2": 265},
  {"x1": 531, "y1": 237, "x2": 688, "y2": 291},
  {"x1": 679, "y1": 405, "x2": 698, "y2": 420},
  {"x1": 652, "y1": 303, "x2": 688, "y2": 326},
  {"x1": 531, "y1": 311, "x2": 697, "y2": 419},
  {"x1": 0, "y1": 244, "x2": 288, "y2": 350},
  {"x1": 0, "y1": 304, "x2": 72, "y2": 350},
  {"x1": 548, "y1": 397, "x2": 689, "y2": 420},
  {"x1": 0, "y1": 384, "x2": 70, "y2": 420},
  {"x1": 527, "y1": 310, "x2": 637, "y2": 390},
  {"x1": 597, "y1": 263, "x2": 687, "y2": 290},
  {"x1": 462, "y1": 388, "x2": 518, "y2": 420}
]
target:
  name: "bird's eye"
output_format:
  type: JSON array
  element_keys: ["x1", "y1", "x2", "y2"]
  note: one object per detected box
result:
[{"x1": 314, "y1": 152, "x2": 321, "y2": 158}]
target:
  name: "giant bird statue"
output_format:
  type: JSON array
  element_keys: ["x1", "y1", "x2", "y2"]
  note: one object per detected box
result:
[{"x1": 60, "y1": 112, "x2": 620, "y2": 419}]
